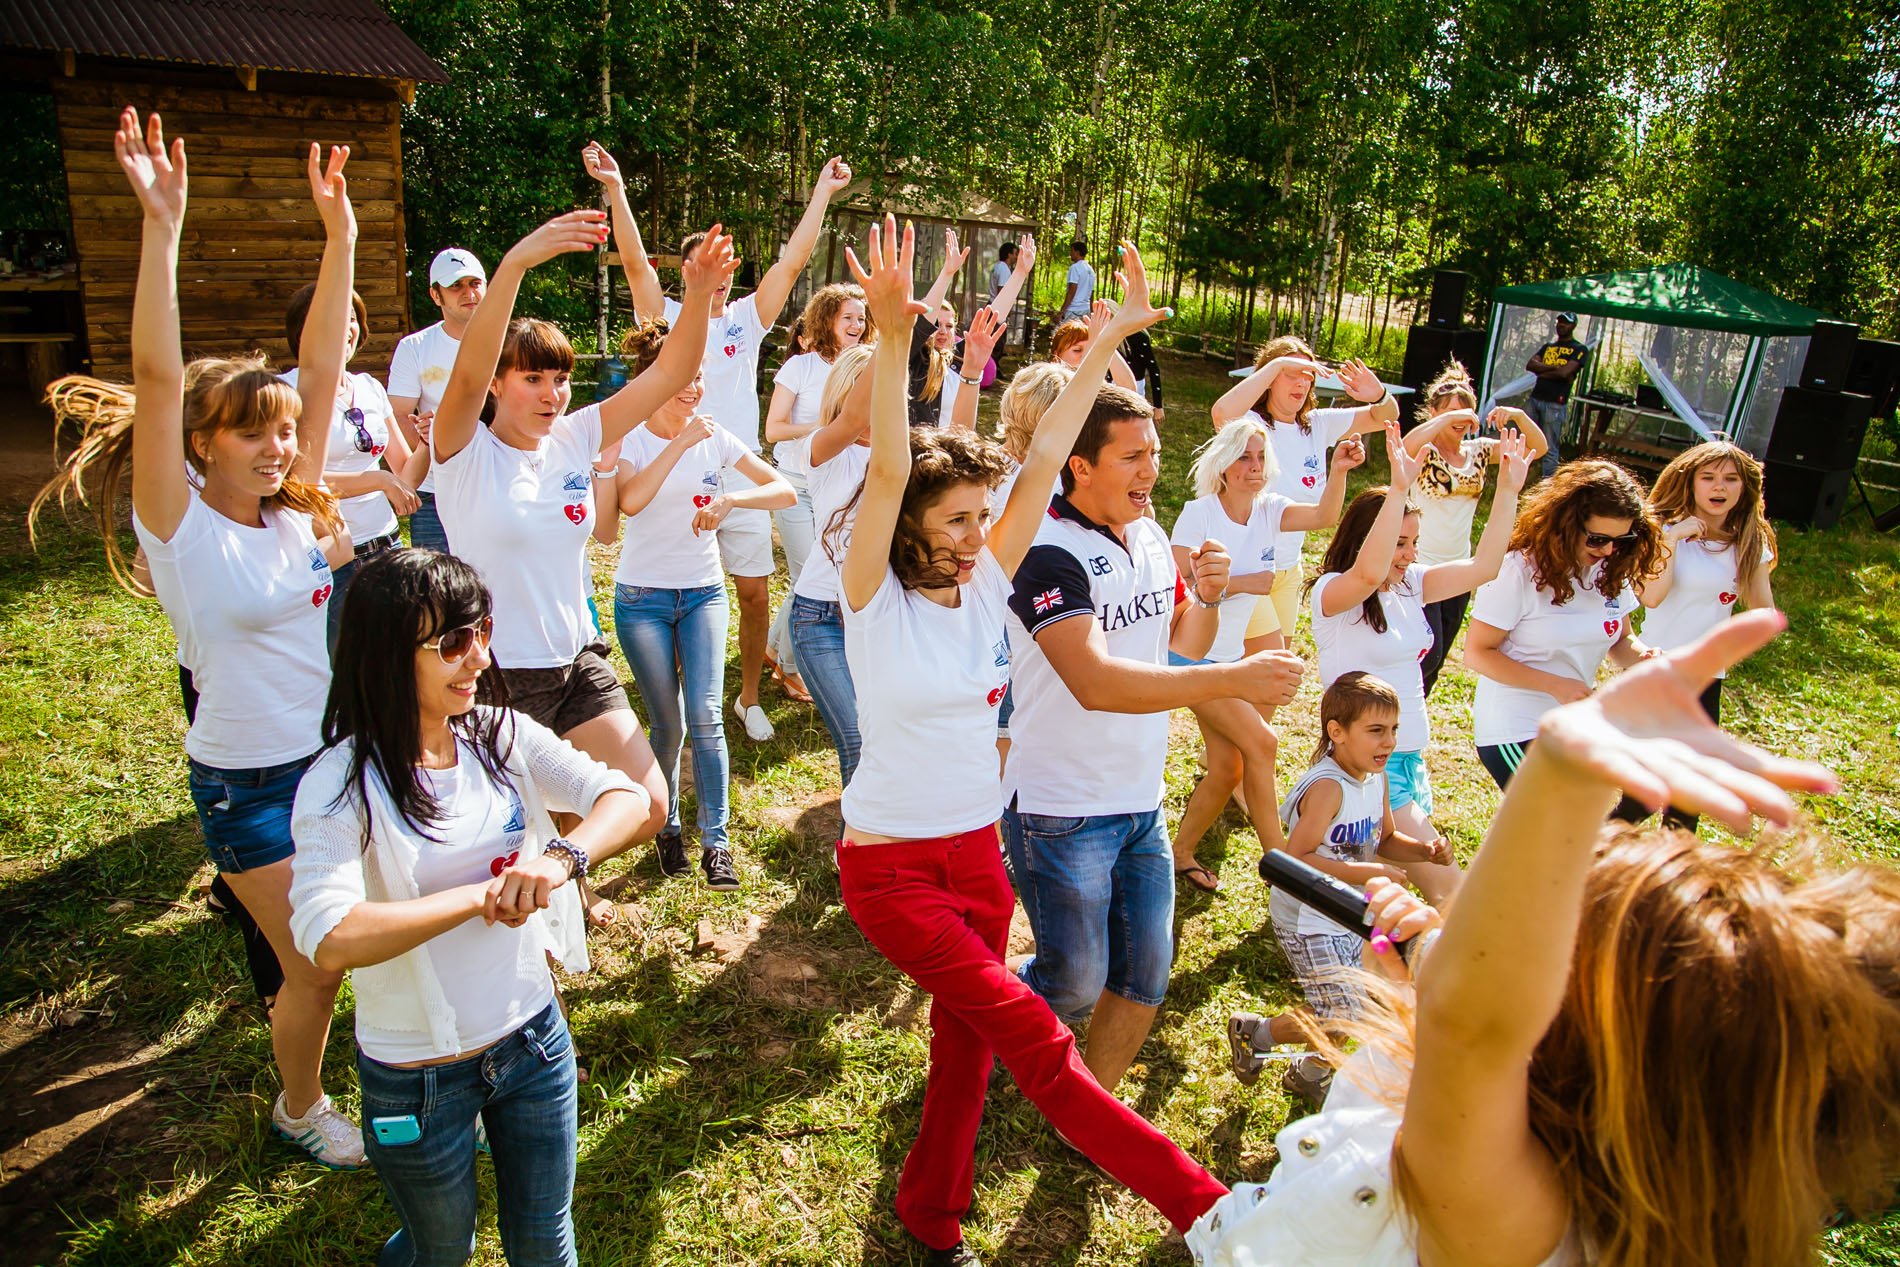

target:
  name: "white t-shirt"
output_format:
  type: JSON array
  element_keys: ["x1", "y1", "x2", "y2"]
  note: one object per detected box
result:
[
  {"x1": 1271, "y1": 756, "x2": 1388, "y2": 937},
  {"x1": 1170, "y1": 492, "x2": 1289, "y2": 663},
  {"x1": 1005, "y1": 498, "x2": 1185, "y2": 816},
  {"x1": 937, "y1": 370, "x2": 962, "y2": 428},
  {"x1": 1639, "y1": 536, "x2": 1772, "y2": 679},
  {"x1": 1311, "y1": 567, "x2": 1434, "y2": 751},
  {"x1": 663, "y1": 295, "x2": 768, "y2": 452},
  {"x1": 794, "y1": 442, "x2": 871, "y2": 604},
  {"x1": 1411, "y1": 439, "x2": 1492, "y2": 566},
  {"x1": 282, "y1": 367, "x2": 398, "y2": 544},
  {"x1": 387, "y1": 321, "x2": 464, "y2": 495},
  {"x1": 770, "y1": 351, "x2": 833, "y2": 482},
  {"x1": 1469, "y1": 551, "x2": 1638, "y2": 745},
  {"x1": 1256, "y1": 406, "x2": 1357, "y2": 567},
  {"x1": 989, "y1": 260, "x2": 1012, "y2": 301},
  {"x1": 1063, "y1": 259, "x2": 1097, "y2": 317},
  {"x1": 842, "y1": 550, "x2": 1014, "y2": 836},
  {"x1": 434, "y1": 404, "x2": 602, "y2": 670},
  {"x1": 611, "y1": 421, "x2": 750, "y2": 589},
  {"x1": 132, "y1": 490, "x2": 332, "y2": 768},
  {"x1": 362, "y1": 741, "x2": 557, "y2": 1063}
]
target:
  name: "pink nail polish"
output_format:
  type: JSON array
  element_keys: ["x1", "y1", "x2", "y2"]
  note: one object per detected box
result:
[{"x1": 1371, "y1": 931, "x2": 1393, "y2": 956}]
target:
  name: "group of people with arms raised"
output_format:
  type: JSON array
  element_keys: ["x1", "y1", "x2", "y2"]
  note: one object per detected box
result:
[{"x1": 31, "y1": 110, "x2": 1900, "y2": 1267}]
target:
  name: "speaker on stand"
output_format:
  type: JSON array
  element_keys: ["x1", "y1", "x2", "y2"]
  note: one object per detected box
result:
[{"x1": 1398, "y1": 271, "x2": 1486, "y2": 432}]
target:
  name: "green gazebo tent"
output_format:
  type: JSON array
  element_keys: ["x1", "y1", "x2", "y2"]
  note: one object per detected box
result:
[{"x1": 1480, "y1": 263, "x2": 1835, "y2": 456}]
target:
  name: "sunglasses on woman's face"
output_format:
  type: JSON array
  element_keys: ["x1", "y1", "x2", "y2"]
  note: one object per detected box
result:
[
  {"x1": 344, "y1": 406, "x2": 374, "y2": 453},
  {"x1": 422, "y1": 615, "x2": 494, "y2": 664},
  {"x1": 1584, "y1": 531, "x2": 1639, "y2": 549}
]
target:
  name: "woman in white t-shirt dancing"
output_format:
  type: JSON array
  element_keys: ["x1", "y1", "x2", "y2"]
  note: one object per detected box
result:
[
  {"x1": 431, "y1": 208, "x2": 737, "y2": 873},
  {"x1": 290, "y1": 550, "x2": 650, "y2": 1266},
  {"x1": 835, "y1": 218, "x2": 1227, "y2": 1265},
  {"x1": 31, "y1": 111, "x2": 365, "y2": 1166},
  {"x1": 595, "y1": 319, "x2": 793, "y2": 889},
  {"x1": 1464, "y1": 460, "x2": 1665, "y2": 795}
]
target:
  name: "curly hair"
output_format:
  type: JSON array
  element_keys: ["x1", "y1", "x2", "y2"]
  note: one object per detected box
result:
[
  {"x1": 829, "y1": 428, "x2": 1014, "y2": 591},
  {"x1": 1251, "y1": 333, "x2": 1319, "y2": 433},
  {"x1": 619, "y1": 316, "x2": 670, "y2": 375},
  {"x1": 1508, "y1": 460, "x2": 1665, "y2": 605},
  {"x1": 1647, "y1": 441, "x2": 1777, "y2": 598},
  {"x1": 797, "y1": 283, "x2": 872, "y2": 361}
]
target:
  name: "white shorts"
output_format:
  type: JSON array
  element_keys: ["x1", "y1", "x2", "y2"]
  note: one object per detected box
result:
[{"x1": 717, "y1": 504, "x2": 775, "y2": 578}]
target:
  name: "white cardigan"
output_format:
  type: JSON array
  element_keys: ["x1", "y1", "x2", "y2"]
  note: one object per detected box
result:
[{"x1": 289, "y1": 707, "x2": 636, "y2": 1055}]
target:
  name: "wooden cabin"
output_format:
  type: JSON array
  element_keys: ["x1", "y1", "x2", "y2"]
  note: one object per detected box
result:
[{"x1": 0, "y1": 0, "x2": 446, "y2": 385}]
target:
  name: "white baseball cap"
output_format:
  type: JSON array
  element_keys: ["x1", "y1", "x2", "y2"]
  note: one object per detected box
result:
[{"x1": 429, "y1": 248, "x2": 486, "y2": 289}]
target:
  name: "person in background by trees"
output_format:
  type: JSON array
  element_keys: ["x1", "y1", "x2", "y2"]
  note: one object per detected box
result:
[
  {"x1": 589, "y1": 142, "x2": 853, "y2": 746},
  {"x1": 1059, "y1": 238, "x2": 1095, "y2": 320},
  {"x1": 1523, "y1": 311, "x2": 1587, "y2": 479},
  {"x1": 387, "y1": 248, "x2": 487, "y2": 555},
  {"x1": 988, "y1": 240, "x2": 1020, "y2": 354}
]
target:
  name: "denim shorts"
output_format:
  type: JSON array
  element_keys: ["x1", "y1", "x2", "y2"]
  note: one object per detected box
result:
[
  {"x1": 1167, "y1": 650, "x2": 1208, "y2": 667},
  {"x1": 1002, "y1": 804, "x2": 1175, "y2": 1018},
  {"x1": 1385, "y1": 749, "x2": 1434, "y2": 814},
  {"x1": 186, "y1": 752, "x2": 318, "y2": 873}
]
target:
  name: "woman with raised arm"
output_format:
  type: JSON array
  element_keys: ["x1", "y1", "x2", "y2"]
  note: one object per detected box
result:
[
  {"x1": 835, "y1": 217, "x2": 1228, "y2": 1266},
  {"x1": 29, "y1": 111, "x2": 364, "y2": 1165},
  {"x1": 1399, "y1": 360, "x2": 1547, "y2": 695},
  {"x1": 912, "y1": 232, "x2": 1038, "y2": 429},
  {"x1": 430, "y1": 210, "x2": 737, "y2": 875},
  {"x1": 1305, "y1": 425, "x2": 1533, "y2": 867},
  {"x1": 1210, "y1": 337, "x2": 1399, "y2": 648},
  {"x1": 1189, "y1": 613, "x2": 1872, "y2": 1267},
  {"x1": 596, "y1": 320, "x2": 793, "y2": 889},
  {"x1": 1047, "y1": 301, "x2": 1139, "y2": 390},
  {"x1": 290, "y1": 551, "x2": 650, "y2": 1266}
]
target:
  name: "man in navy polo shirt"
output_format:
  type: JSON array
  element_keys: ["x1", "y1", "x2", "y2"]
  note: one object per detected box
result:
[{"x1": 1004, "y1": 384, "x2": 1306, "y2": 1091}]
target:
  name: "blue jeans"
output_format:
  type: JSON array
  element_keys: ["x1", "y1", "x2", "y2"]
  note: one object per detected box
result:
[
  {"x1": 358, "y1": 999, "x2": 578, "y2": 1267},
  {"x1": 1525, "y1": 398, "x2": 1567, "y2": 478},
  {"x1": 186, "y1": 753, "x2": 316, "y2": 873},
  {"x1": 613, "y1": 583, "x2": 731, "y2": 846},
  {"x1": 1002, "y1": 805, "x2": 1175, "y2": 1020},
  {"x1": 788, "y1": 593, "x2": 860, "y2": 785},
  {"x1": 767, "y1": 485, "x2": 814, "y2": 676},
  {"x1": 409, "y1": 490, "x2": 450, "y2": 554}
]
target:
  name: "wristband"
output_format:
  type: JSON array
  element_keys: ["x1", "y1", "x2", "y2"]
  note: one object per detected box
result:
[
  {"x1": 593, "y1": 466, "x2": 617, "y2": 479},
  {"x1": 955, "y1": 368, "x2": 983, "y2": 386},
  {"x1": 542, "y1": 838, "x2": 588, "y2": 882},
  {"x1": 1189, "y1": 586, "x2": 1226, "y2": 610}
]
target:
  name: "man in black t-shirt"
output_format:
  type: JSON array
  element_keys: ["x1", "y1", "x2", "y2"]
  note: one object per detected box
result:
[{"x1": 1524, "y1": 311, "x2": 1587, "y2": 478}]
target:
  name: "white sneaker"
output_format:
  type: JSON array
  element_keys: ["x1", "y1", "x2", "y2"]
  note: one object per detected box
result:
[
  {"x1": 732, "y1": 697, "x2": 775, "y2": 742},
  {"x1": 272, "y1": 1092, "x2": 368, "y2": 1170}
]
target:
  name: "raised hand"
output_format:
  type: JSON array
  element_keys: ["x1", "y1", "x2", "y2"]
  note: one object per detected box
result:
[
  {"x1": 1495, "y1": 426, "x2": 1532, "y2": 493},
  {"x1": 1013, "y1": 233, "x2": 1038, "y2": 275},
  {"x1": 674, "y1": 412, "x2": 717, "y2": 447},
  {"x1": 1331, "y1": 435, "x2": 1368, "y2": 474},
  {"x1": 1338, "y1": 357, "x2": 1385, "y2": 403},
  {"x1": 816, "y1": 156, "x2": 853, "y2": 197},
  {"x1": 845, "y1": 212, "x2": 929, "y2": 330},
  {"x1": 941, "y1": 226, "x2": 970, "y2": 277},
  {"x1": 115, "y1": 107, "x2": 187, "y2": 225},
  {"x1": 1384, "y1": 420, "x2": 1422, "y2": 486},
  {"x1": 680, "y1": 223, "x2": 738, "y2": 291},
  {"x1": 1104, "y1": 240, "x2": 1168, "y2": 335},
  {"x1": 1085, "y1": 298, "x2": 1115, "y2": 343},
  {"x1": 583, "y1": 141, "x2": 623, "y2": 188},
  {"x1": 1259, "y1": 354, "x2": 1326, "y2": 388},
  {"x1": 1535, "y1": 609, "x2": 1836, "y2": 830},
  {"x1": 963, "y1": 306, "x2": 1005, "y2": 369},
  {"x1": 306, "y1": 142, "x2": 354, "y2": 240},
  {"x1": 508, "y1": 210, "x2": 611, "y2": 270}
]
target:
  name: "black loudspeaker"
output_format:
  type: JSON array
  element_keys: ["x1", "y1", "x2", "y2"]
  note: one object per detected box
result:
[
  {"x1": 1847, "y1": 338, "x2": 1900, "y2": 418},
  {"x1": 1763, "y1": 461, "x2": 1851, "y2": 530},
  {"x1": 1800, "y1": 319, "x2": 1861, "y2": 392},
  {"x1": 1399, "y1": 325, "x2": 1487, "y2": 430},
  {"x1": 1764, "y1": 386, "x2": 1873, "y2": 469},
  {"x1": 1427, "y1": 271, "x2": 1469, "y2": 328}
]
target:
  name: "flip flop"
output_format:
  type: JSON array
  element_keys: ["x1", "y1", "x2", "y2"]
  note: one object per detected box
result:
[
  {"x1": 1176, "y1": 864, "x2": 1220, "y2": 893},
  {"x1": 773, "y1": 664, "x2": 814, "y2": 703}
]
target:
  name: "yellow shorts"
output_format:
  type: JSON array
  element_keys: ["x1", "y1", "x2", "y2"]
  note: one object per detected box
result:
[{"x1": 1245, "y1": 568, "x2": 1302, "y2": 640}]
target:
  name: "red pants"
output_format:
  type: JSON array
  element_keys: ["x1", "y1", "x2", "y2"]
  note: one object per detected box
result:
[{"x1": 836, "y1": 825, "x2": 1227, "y2": 1251}]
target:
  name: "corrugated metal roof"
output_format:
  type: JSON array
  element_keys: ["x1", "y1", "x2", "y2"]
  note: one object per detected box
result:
[{"x1": 0, "y1": 0, "x2": 448, "y2": 83}]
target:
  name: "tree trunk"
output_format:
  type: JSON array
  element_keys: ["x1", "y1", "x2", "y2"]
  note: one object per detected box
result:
[{"x1": 595, "y1": 0, "x2": 612, "y2": 354}]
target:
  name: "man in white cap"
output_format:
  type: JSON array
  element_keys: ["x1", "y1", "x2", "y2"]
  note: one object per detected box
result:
[{"x1": 387, "y1": 247, "x2": 487, "y2": 553}]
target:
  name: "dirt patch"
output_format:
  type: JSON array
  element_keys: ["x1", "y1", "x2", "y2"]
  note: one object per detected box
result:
[{"x1": 695, "y1": 915, "x2": 843, "y2": 1009}]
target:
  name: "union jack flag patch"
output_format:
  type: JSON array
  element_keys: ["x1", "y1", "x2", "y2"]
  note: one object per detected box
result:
[{"x1": 1032, "y1": 589, "x2": 1063, "y2": 614}]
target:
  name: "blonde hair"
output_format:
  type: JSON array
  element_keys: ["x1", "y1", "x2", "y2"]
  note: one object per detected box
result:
[
  {"x1": 1252, "y1": 334, "x2": 1320, "y2": 433},
  {"x1": 818, "y1": 343, "x2": 874, "y2": 432},
  {"x1": 1414, "y1": 357, "x2": 1477, "y2": 426},
  {"x1": 797, "y1": 283, "x2": 872, "y2": 362},
  {"x1": 1648, "y1": 441, "x2": 1777, "y2": 596},
  {"x1": 1189, "y1": 416, "x2": 1278, "y2": 498},
  {"x1": 1049, "y1": 319, "x2": 1090, "y2": 364},
  {"x1": 30, "y1": 361, "x2": 338, "y2": 595},
  {"x1": 921, "y1": 300, "x2": 957, "y2": 404},
  {"x1": 998, "y1": 361, "x2": 1072, "y2": 460}
]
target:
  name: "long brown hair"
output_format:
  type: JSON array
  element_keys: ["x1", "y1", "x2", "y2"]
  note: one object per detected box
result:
[
  {"x1": 797, "y1": 283, "x2": 872, "y2": 362},
  {"x1": 1252, "y1": 333, "x2": 1318, "y2": 433},
  {"x1": 1647, "y1": 441, "x2": 1776, "y2": 596},
  {"x1": 1508, "y1": 460, "x2": 1664, "y2": 605},
  {"x1": 1309, "y1": 487, "x2": 1419, "y2": 635},
  {"x1": 29, "y1": 361, "x2": 339, "y2": 594}
]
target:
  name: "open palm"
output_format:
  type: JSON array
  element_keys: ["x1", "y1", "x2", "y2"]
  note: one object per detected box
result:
[
  {"x1": 1106, "y1": 240, "x2": 1167, "y2": 335},
  {"x1": 115, "y1": 108, "x2": 187, "y2": 224},
  {"x1": 846, "y1": 212, "x2": 928, "y2": 330},
  {"x1": 1495, "y1": 427, "x2": 1531, "y2": 493}
]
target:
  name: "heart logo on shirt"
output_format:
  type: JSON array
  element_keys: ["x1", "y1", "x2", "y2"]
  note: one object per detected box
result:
[
  {"x1": 1301, "y1": 475, "x2": 1317, "y2": 488},
  {"x1": 723, "y1": 344, "x2": 738, "y2": 358},
  {"x1": 1603, "y1": 619, "x2": 1620, "y2": 637},
  {"x1": 692, "y1": 494, "x2": 714, "y2": 508},
  {"x1": 986, "y1": 685, "x2": 1006, "y2": 707},
  {"x1": 370, "y1": 443, "x2": 387, "y2": 457},
  {"x1": 489, "y1": 850, "x2": 520, "y2": 877},
  {"x1": 1417, "y1": 647, "x2": 1428, "y2": 660},
  {"x1": 1718, "y1": 591, "x2": 1737, "y2": 605},
  {"x1": 311, "y1": 584, "x2": 332, "y2": 607},
  {"x1": 563, "y1": 503, "x2": 588, "y2": 524}
]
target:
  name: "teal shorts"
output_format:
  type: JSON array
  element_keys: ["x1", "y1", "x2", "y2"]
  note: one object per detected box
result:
[{"x1": 1386, "y1": 749, "x2": 1433, "y2": 814}]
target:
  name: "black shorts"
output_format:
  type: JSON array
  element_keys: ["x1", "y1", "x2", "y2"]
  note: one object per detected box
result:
[{"x1": 499, "y1": 642, "x2": 629, "y2": 736}]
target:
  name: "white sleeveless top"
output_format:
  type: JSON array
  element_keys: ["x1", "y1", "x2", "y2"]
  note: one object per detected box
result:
[{"x1": 1191, "y1": 1052, "x2": 1582, "y2": 1266}]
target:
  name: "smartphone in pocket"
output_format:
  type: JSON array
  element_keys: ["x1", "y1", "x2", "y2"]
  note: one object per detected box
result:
[{"x1": 370, "y1": 1114, "x2": 422, "y2": 1146}]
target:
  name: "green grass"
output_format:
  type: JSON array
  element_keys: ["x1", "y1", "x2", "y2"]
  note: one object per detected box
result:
[{"x1": 4, "y1": 351, "x2": 1899, "y2": 1264}]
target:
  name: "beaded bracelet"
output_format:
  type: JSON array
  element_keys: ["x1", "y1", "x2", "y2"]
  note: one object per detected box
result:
[{"x1": 543, "y1": 838, "x2": 589, "y2": 882}]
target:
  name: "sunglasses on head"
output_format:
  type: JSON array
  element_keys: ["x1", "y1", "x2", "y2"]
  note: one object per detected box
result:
[
  {"x1": 344, "y1": 405, "x2": 374, "y2": 453},
  {"x1": 422, "y1": 615, "x2": 494, "y2": 664},
  {"x1": 1584, "y1": 531, "x2": 1639, "y2": 549}
]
